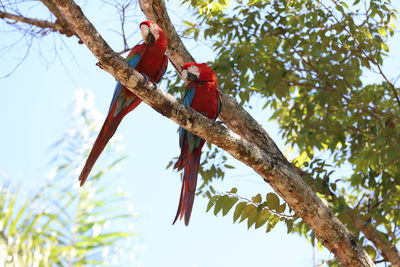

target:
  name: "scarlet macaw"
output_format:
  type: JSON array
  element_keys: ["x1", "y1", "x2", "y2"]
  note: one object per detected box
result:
[
  {"x1": 173, "y1": 63, "x2": 221, "y2": 225},
  {"x1": 79, "y1": 21, "x2": 168, "y2": 186}
]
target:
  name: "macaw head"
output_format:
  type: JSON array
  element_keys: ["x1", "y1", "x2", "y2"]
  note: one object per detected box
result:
[
  {"x1": 181, "y1": 63, "x2": 216, "y2": 83},
  {"x1": 140, "y1": 21, "x2": 167, "y2": 51}
]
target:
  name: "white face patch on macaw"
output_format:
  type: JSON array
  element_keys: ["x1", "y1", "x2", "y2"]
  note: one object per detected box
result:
[
  {"x1": 182, "y1": 65, "x2": 200, "y2": 83},
  {"x1": 141, "y1": 23, "x2": 160, "y2": 43},
  {"x1": 140, "y1": 24, "x2": 150, "y2": 42}
]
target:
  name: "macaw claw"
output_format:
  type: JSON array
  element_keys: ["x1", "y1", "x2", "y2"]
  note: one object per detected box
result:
[{"x1": 140, "y1": 72, "x2": 158, "y2": 90}]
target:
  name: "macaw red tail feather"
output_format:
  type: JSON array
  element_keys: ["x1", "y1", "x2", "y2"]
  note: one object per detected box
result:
[
  {"x1": 78, "y1": 97, "x2": 141, "y2": 186},
  {"x1": 173, "y1": 151, "x2": 185, "y2": 171},
  {"x1": 173, "y1": 146, "x2": 201, "y2": 225}
]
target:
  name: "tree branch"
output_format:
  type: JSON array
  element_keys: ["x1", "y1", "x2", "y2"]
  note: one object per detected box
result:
[
  {"x1": 40, "y1": 0, "x2": 80, "y2": 39},
  {"x1": 51, "y1": 0, "x2": 374, "y2": 266},
  {"x1": 298, "y1": 167, "x2": 400, "y2": 266},
  {"x1": 0, "y1": 10, "x2": 62, "y2": 32},
  {"x1": 349, "y1": 211, "x2": 400, "y2": 265}
]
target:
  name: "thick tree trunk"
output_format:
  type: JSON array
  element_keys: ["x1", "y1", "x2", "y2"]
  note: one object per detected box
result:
[{"x1": 50, "y1": 0, "x2": 374, "y2": 266}]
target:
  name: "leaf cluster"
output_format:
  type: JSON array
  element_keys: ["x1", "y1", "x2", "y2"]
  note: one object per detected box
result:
[{"x1": 206, "y1": 188, "x2": 296, "y2": 233}]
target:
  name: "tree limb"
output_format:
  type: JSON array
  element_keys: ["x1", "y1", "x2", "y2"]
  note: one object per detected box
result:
[
  {"x1": 0, "y1": 10, "x2": 62, "y2": 32},
  {"x1": 349, "y1": 211, "x2": 400, "y2": 265},
  {"x1": 298, "y1": 167, "x2": 400, "y2": 266},
  {"x1": 51, "y1": 0, "x2": 374, "y2": 266}
]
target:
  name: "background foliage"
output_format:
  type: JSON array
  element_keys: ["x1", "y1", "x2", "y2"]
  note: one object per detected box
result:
[{"x1": 0, "y1": 90, "x2": 136, "y2": 266}]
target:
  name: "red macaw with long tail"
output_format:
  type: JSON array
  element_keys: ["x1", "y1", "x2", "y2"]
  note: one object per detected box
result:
[
  {"x1": 79, "y1": 21, "x2": 168, "y2": 186},
  {"x1": 173, "y1": 63, "x2": 221, "y2": 225}
]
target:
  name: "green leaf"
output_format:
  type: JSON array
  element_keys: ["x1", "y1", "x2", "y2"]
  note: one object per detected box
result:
[
  {"x1": 194, "y1": 29, "x2": 199, "y2": 40},
  {"x1": 222, "y1": 197, "x2": 239, "y2": 216},
  {"x1": 224, "y1": 164, "x2": 235, "y2": 169},
  {"x1": 233, "y1": 202, "x2": 247, "y2": 223},
  {"x1": 213, "y1": 195, "x2": 226, "y2": 215},
  {"x1": 266, "y1": 215, "x2": 280, "y2": 233},
  {"x1": 209, "y1": 186, "x2": 216, "y2": 194},
  {"x1": 381, "y1": 42, "x2": 389, "y2": 52},
  {"x1": 285, "y1": 219, "x2": 294, "y2": 233},
  {"x1": 378, "y1": 28, "x2": 387, "y2": 37},
  {"x1": 247, "y1": 207, "x2": 258, "y2": 229},
  {"x1": 3, "y1": 190, "x2": 17, "y2": 229},
  {"x1": 183, "y1": 20, "x2": 195, "y2": 27},
  {"x1": 239, "y1": 204, "x2": 254, "y2": 223},
  {"x1": 255, "y1": 209, "x2": 270, "y2": 229},
  {"x1": 9, "y1": 198, "x2": 31, "y2": 235},
  {"x1": 252, "y1": 193, "x2": 262, "y2": 203},
  {"x1": 206, "y1": 196, "x2": 218, "y2": 212},
  {"x1": 266, "y1": 192, "x2": 280, "y2": 210},
  {"x1": 364, "y1": 29, "x2": 373, "y2": 40},
  {"x1": 364, "y1": 245, "x2": 377, "y2": 259},
  {"x1": 340, "y1": 2, "x2": 348, "y2": 9},
  {"x1": 276, "y1": 203, "x2": 286, "y2": 213},
  {"x1": 228, "y1": 187, "x2": 237, "y2": 194},
  {"x1": 166, "y1": 160, "x2": 174, "y2": 169},
  {"x1": 350, "y1": 173, "x2": 362, "y2": 186},
  {"x1": 330, "y1": 183, "x2": 337, "y2": 191}
]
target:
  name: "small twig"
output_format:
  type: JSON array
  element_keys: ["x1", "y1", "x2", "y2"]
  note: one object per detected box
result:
[
  {"x1": 116, "y1": 47, "x2": 134, "y2": 55},
  {"x1": 119, "y1": 2, "x2": 129, "y2": 50}
]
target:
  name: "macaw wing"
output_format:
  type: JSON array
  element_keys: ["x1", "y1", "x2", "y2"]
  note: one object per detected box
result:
[
  {"x1": 155, "y1": 54, "x2": 168, "y2": 84},
  {"x1": 108, "y1": 44, "x2": 146, "y2": 113},
  {"x1": 178, "y1": 86, "x2": 196, "y2": 144},
  {"x1": 179, "y1": 85, "x2": 201, "y2": 152},
  {"x1": 183, "y1": 85, "x2": 195, "y2": 107}
]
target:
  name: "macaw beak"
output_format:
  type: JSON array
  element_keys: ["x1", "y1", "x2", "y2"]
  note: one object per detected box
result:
[
  {"x1": 186, "y1": 71, "x2": 198, "y2": 82},
  {"x1": 140, "y1": 23, "x2": 155, "y2": 44},
  {"x1": 147, "y1": 32, "x2": 155, "y2": 44}
]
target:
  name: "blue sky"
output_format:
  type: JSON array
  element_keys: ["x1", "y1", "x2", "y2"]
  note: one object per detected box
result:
[{"x1": 1, "y1": 1, "x2": 399, "y2": 266}]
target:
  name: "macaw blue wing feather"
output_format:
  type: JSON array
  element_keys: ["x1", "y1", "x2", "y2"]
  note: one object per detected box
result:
[
  {"x1": 108, "y1": 47, "x2": 144, "y2": 113},
  {"x1": 183, "y1": 86, "x2": 195, "y2": 107},
  {"x1": 179, "y1": 85, "x2": 201, "y2": 151}
]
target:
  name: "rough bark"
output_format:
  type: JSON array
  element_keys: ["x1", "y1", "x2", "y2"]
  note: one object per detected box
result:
[
  {"x1": 49, "y1": 0, "x2": 375, "y2": 266},
  {"x1": 40, "y1": 0, "x2": 78, "y2": 38}
]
